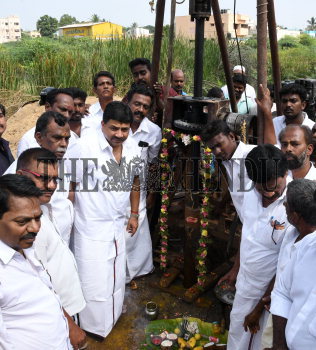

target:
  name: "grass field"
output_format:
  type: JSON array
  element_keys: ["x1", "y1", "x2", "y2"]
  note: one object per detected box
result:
[{"x1": 0, "y1": 35, "x2": 315, "y2": 97}]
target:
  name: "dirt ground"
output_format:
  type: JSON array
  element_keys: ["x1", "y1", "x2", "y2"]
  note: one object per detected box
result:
[
  {"x1": 3, "y1": 96, "x2": 99, "y2": 156},
  {"x1": 84, "y1": 270, "x2": 225, "y2": 350},
  {"x1": 3, "y1": 95, "x2": 127, "y2": 157}
]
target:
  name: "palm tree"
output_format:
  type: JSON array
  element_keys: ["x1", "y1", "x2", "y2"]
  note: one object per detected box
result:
[
  {"x1": 91, "y1": 14, "x2": 101, "y2": 23},
  {"x1": 306, "y1": 17, "x2": 316, "y2": 31}
]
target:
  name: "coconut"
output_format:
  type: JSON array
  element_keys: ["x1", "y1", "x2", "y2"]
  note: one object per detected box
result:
[
  {"x1": 166, "y1": 333, "x2": 178, "y2": 342},
  {"x1": 160, "y1": 339, "x2": 173, "y2": 349},
  {"x1": 159, "y1": 331, "x2": 168, "y2": 339}
]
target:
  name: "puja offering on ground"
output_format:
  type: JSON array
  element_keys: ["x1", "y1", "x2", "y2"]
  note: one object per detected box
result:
[{"x1": 141, "y1": 317, "x2": 228, "y2": 349}]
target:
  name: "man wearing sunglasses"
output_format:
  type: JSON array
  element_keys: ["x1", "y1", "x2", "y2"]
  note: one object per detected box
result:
[
  {"x1": 227, "y1": 144, "x2": 291, "y2": 350},
  {"x1": 15, "y1": 147, "x2": 86, "y2": 350}
]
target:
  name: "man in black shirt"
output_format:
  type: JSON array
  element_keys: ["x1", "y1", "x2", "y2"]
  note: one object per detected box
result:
[{"x1": 0, "y1": 104, "x2": 14, "y2": 175}]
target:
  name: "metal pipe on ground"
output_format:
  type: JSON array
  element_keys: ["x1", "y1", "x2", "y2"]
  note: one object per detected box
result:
[
  {"x1": 151, "y1": 0, "x2": 166, "y2": 86},
  {"x1": 211, "y1": 0, "x2": 238, "y2": 113},
  {"x1": 257, "y1": 0, "x2": 268, "y2": 144},
  {"x1": 267, "y1": 0, "x2": 282, "y2": 115}
]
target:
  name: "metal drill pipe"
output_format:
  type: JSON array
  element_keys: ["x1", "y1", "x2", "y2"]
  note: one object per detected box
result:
[
  {"x1": 151, "y1": 0, "x2": 166, "y2": 86},
  {"x1": 162, "y1": 0, "x2": 177, "y2": 128},
  {"x1": 257, "y1": 0, "x2": 268, "y2": 144},
  {"x1": 268, "y1": 0, "x2": 282, "y2": 115},
  {"x1": 211, "y1": 0, "x2": 238, "y2": 112},
  {"x1": 194, "y1": 17, "x2": 205, "y2": 98}
]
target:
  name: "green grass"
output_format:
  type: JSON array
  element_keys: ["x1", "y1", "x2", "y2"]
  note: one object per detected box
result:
[{"x1": 0, "y1": 35, "x2": 315, "y2": 97}]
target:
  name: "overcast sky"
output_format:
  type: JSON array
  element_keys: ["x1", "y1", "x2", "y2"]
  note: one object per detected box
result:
[{"x1": 1, "y1": 0, "x2": 314, "y2": 31}]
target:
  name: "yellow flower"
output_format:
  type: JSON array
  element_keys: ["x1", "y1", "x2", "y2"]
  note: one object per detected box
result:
[
  {"x1": 201, "y1": 229, "x2": 208, "y2": 237},
  {"x1": 205, "y1": 147, "x2": 211, "y2": 153},
  {"x1": 161, "y1": 138, "x2": 168, "y2": 143}
]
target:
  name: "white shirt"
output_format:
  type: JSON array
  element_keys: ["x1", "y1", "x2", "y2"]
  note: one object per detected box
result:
[
  {"x1": 86, "y1": 101, "x2": 103, "y2": 129},
  {"x1": 237, "y1": 176, "x2": 291, "y2": 297},
  {"x1": 72, "y1": 126, "x2": 143, "y2": 241},
  {"x1": 273, "y1": 112, "x2": 315, "y2": 146},
  {"x1": 304, "y1": 163, "x2": 316, "y2": 180},
  {"x1": 271, "y1": 232, "x2": 316, "y2": 349},
  {"x1": 129, "y1": 117, "x2": 162, "y2": 164},
  {"x1": 17, "y1": 126, "x2": 77, "y2": 157},
  {"x1": 34, "y1": 204, "x2": 86, "y2": 316},
  {"x1": 128, "y1": 116, "x2": 161, "y2": 206},
  {"x1": 222, "y1": 142, "x2": 256, "y2": 221},
  {"x1": 222, "y1": 83, "x2": 257, "y2": 102},
  {"x1": 0, "y1": 241, "x2": 71, "y2": 350},
  {"x1": 68, "y1": 118, "x2": 91, "y2": 141},
  {"x1": 17, "y1": 126, "x2": 38, "y2": 157}
]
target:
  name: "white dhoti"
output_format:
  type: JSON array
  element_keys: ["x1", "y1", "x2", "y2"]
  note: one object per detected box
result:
[
  {"x1": 125, "y1": 193, "x2": 153, "y2": 283},
  {"x1": 228, "y1": 291, "x2": 269, "y2": 350},
  {"x1": 227, "y1": 269, "x2": 270, "y2": 350},
  {"x1": 74, "y1": 228, "x2": 126, "y2": 338}
]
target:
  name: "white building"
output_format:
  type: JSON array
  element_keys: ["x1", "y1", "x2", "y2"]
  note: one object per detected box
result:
[
  {"x1": 125, "y1": 27, "x2": 150, "y2": 38},
  {"x1": 276, "y1": 27, "x2": 301, "y2": 41},
  {"x1": 0, "y1": 15, "x2": 21, "y2": 43}
]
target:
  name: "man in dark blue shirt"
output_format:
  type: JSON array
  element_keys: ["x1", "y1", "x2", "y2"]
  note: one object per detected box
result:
[{"x1": 0, "y1": 104, "x2": 14, "y2": 175}]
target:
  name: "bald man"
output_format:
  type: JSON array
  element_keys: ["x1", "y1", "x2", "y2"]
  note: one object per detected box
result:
[{"x1": 170, "y1": 69, "x2": 187, "y2": 96}]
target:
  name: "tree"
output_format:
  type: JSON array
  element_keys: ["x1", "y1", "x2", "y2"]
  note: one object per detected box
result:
[
  {"x1": 59, "y1": 14, "x2": 78, "y2": 27},
  {"x1": 143, "y1": 25, "x2": 155, "y2": 34},
  {"x1": 306, "y1": 17, "x2": 316, "y2": 31},
  {"x1": 299, "y1": 33, "x2": 316, "y2": 46},
  {"x1": 90, "y1": 14, "x2": 101, "y2": 23},
  {"x1": 36, "y1": 15, "x2": 58, "y2": 37},
  {"x1": 278, "y1": 35, "x2": 300, "y2": 49},
  {"x1": 131, "y1": 22, "x2": 138, "y2": 30}
]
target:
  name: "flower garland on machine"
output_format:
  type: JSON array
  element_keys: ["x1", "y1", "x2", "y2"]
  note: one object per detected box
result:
[{"x1": 159, "y1": 128, "x2": 214, "y2": 288}]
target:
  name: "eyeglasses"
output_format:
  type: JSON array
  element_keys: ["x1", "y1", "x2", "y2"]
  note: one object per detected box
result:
[{"x1": 20, "y1": 169, "x2": 62, "y2": 184}]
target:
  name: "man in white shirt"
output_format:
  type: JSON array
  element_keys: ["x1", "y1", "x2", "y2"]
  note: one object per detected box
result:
[
  {"x1": 125, "y1": 84, "x2": 162, "y2": 282},
  {"x1": 249, "y1": 124, "x2": 315, "y2": 348},
  {"x1": 87, "y1": 71, "x2": 115, "y2": 129},
  {"x1": 231, "y1": 74, "x2": 257, "y2": 114},
  {"x1": 222, "y1": 65, "x2": 256, "y2": 102},
  {"x1": 262, "y1": 179, "x2": 316, "y2": 349},
  {"x1": 70, "y1": 101, "x2": 142, "y2": 339},
  {"x1": 225, "y1": 145, "x2": 290, "y2": 350},
  {"x1": 201, "y1": 119, "x2": 256, "y2": 221},
  {"x1": 6, "y1": 112, "x2": 74, "y2": 245},
  {"x1": 17, "y1": 88, "x2": 75, "y2": 157},
  {"x1": 15, "y1": 147, "x2": 86, "y2": 347},
  {"x1": 258, "y1": 83, "x2": 314, "y2": 146},
  {"x1": 0, "y1": 174, "x2": 72, "y2": 350},
  {"x1": 269, "y1": 179, "x2": 316, "y2": 350},
  {"x1": 68, "y1": 87, "x2": 90, "y2": 139},
  {"x1": 279, "y1": 124, "x2": 316, "y2": 180}
]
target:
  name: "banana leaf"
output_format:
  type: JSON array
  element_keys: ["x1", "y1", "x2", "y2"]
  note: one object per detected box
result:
[{"x1": 139, "y1": 317, "x2": 228, "y2": 349}]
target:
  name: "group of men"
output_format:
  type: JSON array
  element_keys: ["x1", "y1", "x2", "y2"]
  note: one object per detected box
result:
[
  {"x1": 201, "y1": 81, "x2": 316, "y2": 350},
  {"x1": 0, "y1": 58, "x2": 167, "y2": 348},
  {"x1": 0, "y1": 56, "x2": 316, "y2": 350}
]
